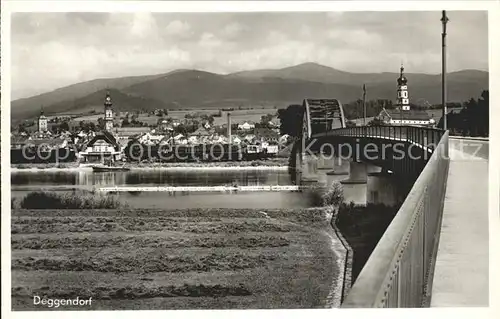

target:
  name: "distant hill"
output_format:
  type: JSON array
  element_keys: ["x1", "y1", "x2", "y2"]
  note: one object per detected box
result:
[
  {"x1": 40, "y1": 88, "x2": 170, "y2": 115},
  {"x1": 11, "y1": 71, "x2": 186, "y2": 119},
  {"x1": 11, "y1": 63, "x2": 488, "y2": 120},
  {"x1": 228, "y1": 62, "x2": 488, "y2": 86}
]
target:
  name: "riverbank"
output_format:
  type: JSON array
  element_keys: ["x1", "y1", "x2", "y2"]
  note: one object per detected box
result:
[
  {"x1": 11, "y1": 208, "x2": 344, "y2": 310},
  {"x1": 11, "y1": 159, "x2": 288, "y2": 172},
  {"x1": 334, "y1": 203, "x2": 399, "y2": 282}
]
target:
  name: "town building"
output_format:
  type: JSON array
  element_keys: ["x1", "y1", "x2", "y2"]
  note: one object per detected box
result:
[
  {"x1": 191, "y1": 126, "x2": 215, "y2": 138},
  {"x1": 378, "y1": 109, "x2": 435, "y2": 126},
  {"x1": 38, "y1": 108, "x2": 48, "y2": 132},
  {"x1": 113, "y1": 127, "x2": 152, "y2": 140},
  {"x1": 24, "y1": 137, "x2": 68, "y2": 152},
  {"x1": 104, "y1": 91, "x2": 114, "y2": 131},
  {"x1": 377, "y1": 64, "x2": 434, "y2": 127},
  {"x1": 78, "y1": 130, "x2": 122, "y2": 164},
  {"x1": 137, "y1": 131, "x2": 165, "y2": 146},
  {"x1": 26, "y1": 108, "x2": 54, "y2": 139},
  {"x1": 254, "y1": 127, "x2": 280, "y2": 143},
  {"x1": 238, "y1": 121, "x2": 255, "y2": 131},
  {"x1": 397, "y1": 64, "x2": 410, "y2": 111},
  {"x1": 77, "y1": 92, "x2": 123, "y2": 163},
  {"x1": 11, "y1": 135, "x2": 28, "y2": 150}
]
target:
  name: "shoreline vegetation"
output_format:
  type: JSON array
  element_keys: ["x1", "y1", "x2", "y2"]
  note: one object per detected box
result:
[
  {"x1": 11, "y1": 159, "x2": 288, "y2": 171},
  {"x1": 11, "y1": 207, "x2": 344, "y2": 310},
  {"x1": 16, "y1": 192, "x2": 123, "y2": 210}
]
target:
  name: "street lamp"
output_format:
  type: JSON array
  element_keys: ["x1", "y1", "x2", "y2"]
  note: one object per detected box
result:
[
  {"x1": 363, "y1": 84, "x2": 367, "y2": 126},
  {"x1": 441, "y1": 10, "x2": 449, "y2": 130}
]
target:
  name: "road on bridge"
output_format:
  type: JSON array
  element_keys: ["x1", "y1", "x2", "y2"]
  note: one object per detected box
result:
[{"x1": 430, "y1": 138, "x2": 489, "y2": 307}]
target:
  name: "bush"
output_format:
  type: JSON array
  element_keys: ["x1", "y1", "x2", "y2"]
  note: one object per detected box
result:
[
  {"x1": 322, "y1": 182, "x2": 344, "y2": 207},
  {"x1": 19, "y1": 191, "x2": 123, "y2": 210},
  {"x1": 305, "y1": 182, "x2": 344, "y2": 207},
  {"x1": 304, "y1": 184, "x2": 325, "y2": 207}
]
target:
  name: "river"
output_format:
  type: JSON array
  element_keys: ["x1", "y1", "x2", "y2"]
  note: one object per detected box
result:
[{"x1": 11, "y1": 169, "x2": 317, "y2": 209}]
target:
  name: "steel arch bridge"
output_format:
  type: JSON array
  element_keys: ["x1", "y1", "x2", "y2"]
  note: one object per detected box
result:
[{"x1": 302, "y1": 98, "x2": 347, "y2": 139}]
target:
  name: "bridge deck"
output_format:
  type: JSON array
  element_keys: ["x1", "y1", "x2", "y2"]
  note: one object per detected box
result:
[{"x1": 430, "y1": 138, "x2": 489, "y2": 307}]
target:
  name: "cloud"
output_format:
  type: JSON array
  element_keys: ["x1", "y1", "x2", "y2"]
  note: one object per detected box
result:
[
  {"x1": 328, "y1": 29, "x2": 383, "y2": 48},
  {"x1": 198, "y1": 32, "x2": 223, "y2": 49},
  {"x1": 11, "y1": 11, "x2": 488, "y2": 99},
  {"x1": 220, "y1": 22, "x2": 244, "y2": 39},
  {"x1": 165, "y1": 20, "x2": 191, "y2": 36},
  {"x1": 267, "y1": 30, "x2": 288, "y2": 44},
  {"x1": 130, "y1": 12, "x2": 157, "y2": 38}
]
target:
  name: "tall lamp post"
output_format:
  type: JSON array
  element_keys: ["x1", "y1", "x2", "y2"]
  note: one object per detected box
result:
[
  {"x1": 363, "y1": 84, "x2": 367, "y2": 126},
  {"x1": 441, "y1": 10, "x2": 449, "y2": 130}
]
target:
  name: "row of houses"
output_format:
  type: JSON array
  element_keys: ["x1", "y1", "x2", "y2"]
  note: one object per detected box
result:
[{"x1": 11, "y1": 124, "x2": 289, "y2": 164}]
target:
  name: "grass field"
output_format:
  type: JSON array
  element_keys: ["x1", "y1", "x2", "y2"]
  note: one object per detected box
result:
[
  {"x1": 11, "y1": 208, "x2": 341, "y2": 310},
  {"x1": 68, "y1": 108, "x2": 279, "y2": 124},
  {"x1": 213, "y1": 110, "x2": 280, "y2": 127}
]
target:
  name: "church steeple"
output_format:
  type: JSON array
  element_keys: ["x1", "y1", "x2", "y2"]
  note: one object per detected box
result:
[
  {"x1": 104, "y1": 91, "x2": 114, "y2": 131},
  {"x1": 397, "y1": 63, "x2": 410, "y2": 111},
  {"x1": 38, "y1": 106, "x2": 48, "y2": 132}
]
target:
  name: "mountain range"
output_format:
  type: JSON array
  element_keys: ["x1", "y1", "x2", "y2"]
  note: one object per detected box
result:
[{"x1": 11, "y1": 62, "x2": 489, "y2": 120}]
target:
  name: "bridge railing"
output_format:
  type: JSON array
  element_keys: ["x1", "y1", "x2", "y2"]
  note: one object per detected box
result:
[
  {"x1": 322, "y1": 125, "x2": 443, "y2": 152},
  {"x1": 341, "y1": 130, "x2": 450, "y2": 307}
]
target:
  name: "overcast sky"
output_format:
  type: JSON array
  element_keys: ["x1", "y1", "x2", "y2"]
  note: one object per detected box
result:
[{"x1": 11, "y1": 11, "x2": 488, "y2": 99}]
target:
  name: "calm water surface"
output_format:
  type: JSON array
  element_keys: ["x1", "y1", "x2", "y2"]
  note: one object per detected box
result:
[{"x1": 11, "y1": 169, "x2": 313, "y2": 209}]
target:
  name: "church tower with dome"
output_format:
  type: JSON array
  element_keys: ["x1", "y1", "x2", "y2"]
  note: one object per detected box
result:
[
  {"x1": 397, "y1": 64, "x2": 410, "y2": 111},
  {"x1": 377, "y1": 64, "x2": 434, "y2": 127},
  {"x1": 37, "y1": 107, "x2": 48, "y2": 132},
  {"x1": 104, "y1": 91, "x2": 114, "y2": 131}
]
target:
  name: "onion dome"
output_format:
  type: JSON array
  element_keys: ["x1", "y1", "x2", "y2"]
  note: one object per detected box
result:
[{"x1": 397, "y1": 64, "x2": 408, "y2": 85}]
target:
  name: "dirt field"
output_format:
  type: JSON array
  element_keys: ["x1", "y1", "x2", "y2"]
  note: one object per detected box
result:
[{"x1": 11, "y1": 208, "x2": 341, "y2": 310}]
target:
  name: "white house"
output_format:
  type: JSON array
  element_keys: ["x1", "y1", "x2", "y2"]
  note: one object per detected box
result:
[
  {"x1": 230, "y1": 136, "x2": 242, "y2": 144},
  {"x1": 173, "y1": 134, "x2": 188, "y2": 145},
  {"x1": 244, "y1": 134, "x2": 256, "y2": 143},
  {"x1": 78, "y1": 131, "x2": 122, "y2": 163},
  {"x1": 188, "y1": 135, "x2": 199, "y2": 144},
  {"x1": 279, "y1": 134, "x2": 290, "y2": 144},
  {"x1": 138, "y1": 132, "x2": 165, "y2": 145},
  {"x1": 238, "y1": 122, "x2": 255, "y2": 130},
  {"x1": 378, "y1": 109, "x2": 435, "y2": 127}
]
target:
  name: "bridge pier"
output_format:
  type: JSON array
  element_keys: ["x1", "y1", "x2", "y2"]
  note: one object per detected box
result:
[
  {"x1": 316, "y1": 156, "x2": 349, "y2": 186},
  {"x1": 295, "y1": 152, "x2": 319, "y2": 185},
  {"x1": 367, "y1": 171, "x2": 404, "y2": 206},
  {"x1": 340, "y1": 160, "x2": 368, "y2": 205}
]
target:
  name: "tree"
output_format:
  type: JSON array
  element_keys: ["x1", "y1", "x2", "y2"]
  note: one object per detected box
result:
[
  {"x1": 59, "y1": 122, "x2": 70, "y2": 132},
  {"x1": 259, "y1": 114, "x2": 274, "y2": 128},
  {"x1": 368, "y1": 118, "x2": 384, "y2": 126},
  {"x1": 346, "y1": 120, "x2": 356, "y2": 127},
  {"x1": 322, "y1": 182, "x2": 344, "y2": 207},
  {"x1": 277, "y1": 105, "x2": 304, "y2": 137},
  {"x1": 17, "y1": 124, "x2": 27, "y2": 134},
  {"x1": 201, "y1": 114, "x2": 215, "y2": 125},
  {"x1": 439, "y1": 90, "x2": 489, "y2": 137}
]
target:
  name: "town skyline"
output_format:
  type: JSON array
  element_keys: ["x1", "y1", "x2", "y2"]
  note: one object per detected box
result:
[{"x1": 12, "y1": 11, "x2": 488, "y2": 99}]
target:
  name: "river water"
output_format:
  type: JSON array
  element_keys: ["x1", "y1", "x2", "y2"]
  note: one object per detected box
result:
[{"x1": 11, "y1": 169, "x2": 316, "y2": 209}]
